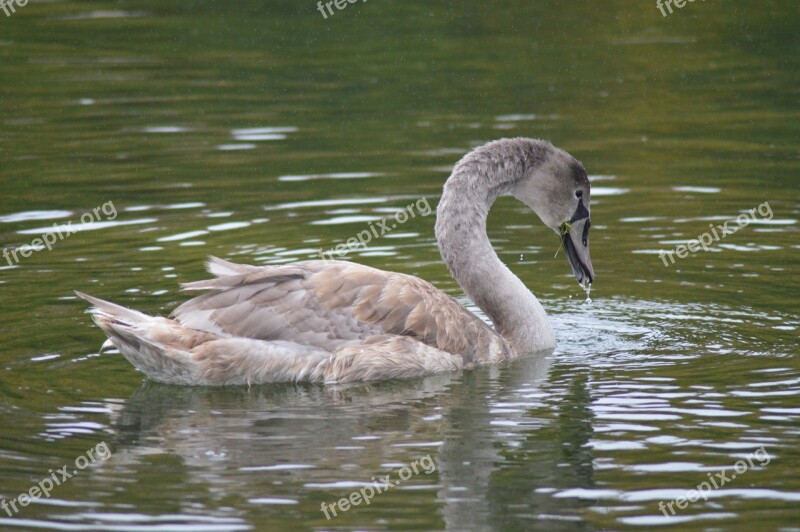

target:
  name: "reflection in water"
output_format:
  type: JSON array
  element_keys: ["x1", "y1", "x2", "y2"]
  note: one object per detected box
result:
[
  {"x1": 90, "y1": 354, "x2": 557, "y2": 530},
  {"x1": 436, "y1": 354, "x2": 553, "y2": 531}
]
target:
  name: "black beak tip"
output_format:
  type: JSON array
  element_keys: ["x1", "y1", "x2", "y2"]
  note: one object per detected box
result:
[{"x1": 562, "y1": 233, "x2": 594, "y2": 287}]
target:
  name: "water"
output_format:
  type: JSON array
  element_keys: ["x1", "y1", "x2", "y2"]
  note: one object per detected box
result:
[{"x1": 1, "y1": 0, "x2": 798, "y2": 529}]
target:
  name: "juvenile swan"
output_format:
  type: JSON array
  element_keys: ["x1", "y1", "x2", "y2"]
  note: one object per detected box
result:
[{"x1": 77, "y1": 138, "x2": 594, "y2": 385}]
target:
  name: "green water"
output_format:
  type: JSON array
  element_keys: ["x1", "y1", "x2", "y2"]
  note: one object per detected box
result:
[{"x1": 1, "y1": 0, "x2": 798, "y2": 530}]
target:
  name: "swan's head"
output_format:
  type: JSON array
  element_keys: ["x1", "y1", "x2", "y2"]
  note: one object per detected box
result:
[{"x1": 511, "y1": 143, "x2": 595, "y2": 287}]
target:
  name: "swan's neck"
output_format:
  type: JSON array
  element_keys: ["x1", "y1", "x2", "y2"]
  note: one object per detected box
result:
[{"x1": 434, "y1": 142, "x2": 556, "y2": 353}]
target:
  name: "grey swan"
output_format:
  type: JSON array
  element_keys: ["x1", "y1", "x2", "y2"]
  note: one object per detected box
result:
[{"x1": 77, "y1": 138, "x2": 595, "y2": 385}]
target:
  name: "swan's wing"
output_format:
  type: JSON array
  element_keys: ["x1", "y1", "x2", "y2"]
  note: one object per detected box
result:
[{"x1": 172, "y1": 257, "x2": 509, "y2": 363}]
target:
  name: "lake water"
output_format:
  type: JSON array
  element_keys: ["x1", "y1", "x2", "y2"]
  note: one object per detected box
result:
[{"x1": 1, "y1": 1, "x2": 798, "y2": 530}]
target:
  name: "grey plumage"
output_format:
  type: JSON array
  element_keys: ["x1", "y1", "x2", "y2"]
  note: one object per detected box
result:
[{"x1": 76, "y1": 137, "x2": 594, "y2": 385}]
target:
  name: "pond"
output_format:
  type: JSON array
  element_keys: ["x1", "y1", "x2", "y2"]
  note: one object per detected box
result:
[{"x1": 0, "y1": 0, "x2": 798, "y2": 529}]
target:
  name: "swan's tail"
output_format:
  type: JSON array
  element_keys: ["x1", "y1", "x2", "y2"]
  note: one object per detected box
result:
[
  {"x1": 75, "y1": 291, "x2": 332, "y2": 385},
  {"x1": 75, "y1": 291, "x2": 218, "y2": 385}
]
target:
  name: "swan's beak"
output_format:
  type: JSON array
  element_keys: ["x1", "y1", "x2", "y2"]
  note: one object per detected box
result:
[{"x1": 562, "y1": 219, "x2": 595, "y2": 287}]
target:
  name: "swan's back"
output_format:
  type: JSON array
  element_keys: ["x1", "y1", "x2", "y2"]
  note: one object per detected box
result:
[{"x1": 176, "y1": 257, "x2": 509, "y2": 363}]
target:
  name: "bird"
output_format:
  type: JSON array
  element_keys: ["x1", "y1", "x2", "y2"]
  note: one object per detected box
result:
[{"x1": 76, "y1": 137, "x2": 595, "y2": 385}]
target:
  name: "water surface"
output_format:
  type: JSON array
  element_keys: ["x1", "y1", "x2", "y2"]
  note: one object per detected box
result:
[{"x1": 1, "y1": 0, "x2": 798, "y2": 529}]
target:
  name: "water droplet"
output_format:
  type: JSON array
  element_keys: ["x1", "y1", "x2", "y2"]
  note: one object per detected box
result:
[{"x1": 583, "y1": 283, "x2": 592, "y2": 304}]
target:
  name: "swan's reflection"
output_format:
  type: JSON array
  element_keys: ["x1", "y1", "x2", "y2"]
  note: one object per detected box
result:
[
  {"x1": 436, "y1": 351, "x2": 558, "y2": 530},
  {"x1": 94, "y1": 350, "x2": 599, "y2": 528}
]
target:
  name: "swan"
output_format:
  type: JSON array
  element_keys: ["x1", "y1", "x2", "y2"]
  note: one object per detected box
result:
[{"x1": 76, "y1": 137, "x2": 594, "y2": 385}]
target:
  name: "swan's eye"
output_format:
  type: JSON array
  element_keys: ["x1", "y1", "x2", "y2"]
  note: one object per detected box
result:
[{"x1": 575, "y1": 190, "x2": 583, "y2": 198}]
